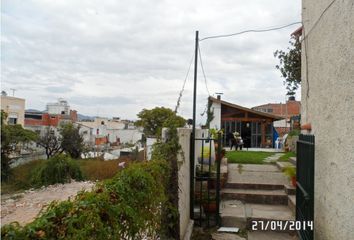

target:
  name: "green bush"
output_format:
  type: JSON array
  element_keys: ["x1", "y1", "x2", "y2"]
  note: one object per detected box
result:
[
  {"x1": 288, "y1": 129, "x2": 300, "y2": 136},
  {"x1": 30, "y1": 154, "x2": 83, "y2": 187},
  {"x1": 1, "y1": 160, "x2": 169, "y2": 240}
]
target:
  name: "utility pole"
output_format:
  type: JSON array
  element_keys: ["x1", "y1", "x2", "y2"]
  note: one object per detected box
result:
[{"x1": 190, "y1": 30, "x2": 198, "y2": 219}]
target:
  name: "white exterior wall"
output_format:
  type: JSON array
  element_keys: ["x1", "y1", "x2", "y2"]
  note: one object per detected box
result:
[
  {"x1": 46, "y1": 99, "x2": 70, "y2": 115},
  {"x1": 209, "y1": 101, "x2": 221, "y2": 130},
  {"x1": 177, "y1": 128, "x2": 193, "y2": 239},
  {"x1": 115, "y1": 129, "x2": 142, "y2": 144},
  {"x1": 76, "y1": 124, "x2": 95, "y2": 145},
  {"x1": 1, "y1": 96, "x2": 25, "y2": 126},
  {"x1": 146, "y1": 137, "x2": 157, "y2": 161},
  {"x1": 301, "y1": 0, "x2": 354, "y2": 239}
]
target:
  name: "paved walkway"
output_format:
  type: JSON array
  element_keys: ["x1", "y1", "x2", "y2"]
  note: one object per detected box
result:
[
  {"x1": 1, "y1": 181, "x2": 94, "y2": 226},
  {"x1": 263, "y1": 153, "x2": 285, "y2": 163},
  {"x1": 224, "y1": 148, "x2": 284, "y2": 153},
  {"x1": 227, "y1": 164, "x2": 288, "y2": 186}
]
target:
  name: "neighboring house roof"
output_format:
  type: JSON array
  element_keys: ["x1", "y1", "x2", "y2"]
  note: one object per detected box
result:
[
  {"x1": 75, "y1": 122, "x2": 94, "y2": 129},
  {"x1": 209, "y1": 96, "x2": 283, "y2": 120},
  {"x1": 291, "y1": 26, "x2": 303, "y2": 37},
  {"x1": 252, "y1": 101, "x2": 301, "y2": 117}
]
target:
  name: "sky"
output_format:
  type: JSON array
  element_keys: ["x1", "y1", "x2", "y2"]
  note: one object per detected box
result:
[{"x1": 1, "y1": 0, "x2": 301, "y2": 122}]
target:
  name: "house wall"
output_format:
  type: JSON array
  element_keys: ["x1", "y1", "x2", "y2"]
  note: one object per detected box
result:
[
  {"x1": 1, "y1": 96, "x2": 25, "y2": 126},
  {"x1": 115, "y1": 129, "x2": 142, "y2": 144},
  {"x1": 301, "y1": 0, "x2": 354, "y2": 239}
]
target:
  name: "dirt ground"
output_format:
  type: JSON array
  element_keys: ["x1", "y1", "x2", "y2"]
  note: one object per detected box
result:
[{"x1": 1, "y1": 181, "x2": 95, "y2": 226}]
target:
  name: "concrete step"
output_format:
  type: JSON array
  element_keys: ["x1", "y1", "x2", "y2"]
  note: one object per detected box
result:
[
  {"x1": 220, "y1": 200, "x2": 248, "y2": 229},
  {"x1": 248, "y1": 231, "x2": 298, "y2": 240},
  {"x1": 289, "y1": 157, "x2": 296, "y2": 166},
  {"x1": 222, "y1": 188, "x2": 288, "y2": 205},
  {"x1": 246, "y1": 203, "x2": 295, "y2": 233},
  {"x1": 225, "y1": 182, "x2": 284, "y2": 190},
  {"x1": 288, "y1": 195, "x2": 296, "y2": 215},
  {"x1": 284, "y1": 184, "x2": 296, "y2": 195},
  {"x1": 212, "y1": 232, "x2": 246, "y2": 240},
  {"x1": 276, "y1": 161, "x2": 295, "y2": 171},
  {"x1": 221, "y1": 200, "x2": 295, "y2": 233}
]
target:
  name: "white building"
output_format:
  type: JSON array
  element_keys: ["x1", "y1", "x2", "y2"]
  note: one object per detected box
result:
[
  {"x1": 1, "y1": 94, "x2": 25, "y2": 126},
  {"x1": 46, "y1": 98, "x2": 70, "y2": 115},
  {"x1": 77, "y1": 117, "x2": 142, "y2": 146}
]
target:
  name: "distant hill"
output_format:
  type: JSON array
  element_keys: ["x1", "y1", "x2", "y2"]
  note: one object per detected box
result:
[{"x1": 77, "y1": 113, "x2": 95, "y2": 121}]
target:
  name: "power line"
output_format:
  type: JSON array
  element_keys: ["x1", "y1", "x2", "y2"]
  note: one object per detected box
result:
[
  {"x1": 199, "y1": 22, "x2": 302, "y2": 41},
  {"x1": 175, "y1": 54, "x2": 194, "y2": 113},
  {"x1": 303, "y1": 0, "x2": 337, "y2": 39},
  {"x1": 198, "y1": 45, "x2": 210, "y2": 96}
]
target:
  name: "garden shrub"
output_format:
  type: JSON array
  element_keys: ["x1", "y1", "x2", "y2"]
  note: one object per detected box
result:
[
  {"x1": 30, "y1": 154, "x2": 83, "y2": 187},
  {"x1": 1, "y1": 160, "x2": 169, "y2": 240}
]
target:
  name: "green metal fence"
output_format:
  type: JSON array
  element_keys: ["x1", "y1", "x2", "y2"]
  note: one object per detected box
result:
[{"x1": 296, "y1": 134, "x2": 315, "y2": 240}]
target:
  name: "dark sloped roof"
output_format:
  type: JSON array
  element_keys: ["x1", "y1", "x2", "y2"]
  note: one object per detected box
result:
[{"x1": 209, "y1": 96, "x2": 283, "y2": 120}]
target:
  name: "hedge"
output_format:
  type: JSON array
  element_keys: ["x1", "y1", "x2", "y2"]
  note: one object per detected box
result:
[{"x1": 1, "y1": 160, "x2": 169, "y2": 240}]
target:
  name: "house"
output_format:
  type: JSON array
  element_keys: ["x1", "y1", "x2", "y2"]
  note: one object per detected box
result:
[
  {"x1": 77, "y1": 117, "x2": 143, "y2": 146},
  {"x1": 208, "y1": 96, "x2": 283, "y2": 148},
  {"x1": 1, "y1": 93, "x2": 25, "y2": 126},
  {"x1": 24, "y1": 99, "x2": 78, "y2": 136},
  {"x1": 252, "y1": 96, "x2": 301, "y2": 136},
  {"x1": 300, "y1": 0, "x2": 353, "y2": 239}
]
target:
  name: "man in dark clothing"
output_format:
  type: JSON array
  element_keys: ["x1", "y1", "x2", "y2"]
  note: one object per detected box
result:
[{"x1": 227, "y1": 132, "x2": 236, "y2": 150}]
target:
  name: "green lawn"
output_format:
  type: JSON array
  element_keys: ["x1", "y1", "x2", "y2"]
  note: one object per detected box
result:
[
  {"x1": 226, "y1": 151, "x2": 275, "y2": 164},
  {"x1": 278, "y1": 151, "x2": 296, "y2": 162}
]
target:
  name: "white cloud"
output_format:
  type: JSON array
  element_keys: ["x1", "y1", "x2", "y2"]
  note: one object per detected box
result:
[{"x1": 1, "y1": 0, "x2": 301, "y2": 122}]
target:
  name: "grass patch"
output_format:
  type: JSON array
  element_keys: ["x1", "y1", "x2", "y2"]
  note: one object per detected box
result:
[
  {"x1": 77, "y1": 158, "x2": 130, "y2": 181},
  {"x1": 1, "y1": 160, "x2": 43, "y2": 195},
  {"x1": 226, "y1": 151, "x2": 275, "y2": 164},
  {"x1": 278, "y1": 152, "x2": 296, "y2": 162},
  {"x1": 1, "y1": 158, "x2": 130, "y2": 195}
]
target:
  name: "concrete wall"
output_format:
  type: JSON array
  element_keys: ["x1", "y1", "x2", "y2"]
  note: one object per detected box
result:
[
  {"x1": 115, "y1": 129, "x2": 142, "y2": 144},
  {"x1": 209, "y1": 101, "x2": 221, "y2": 130},
  {"x1": 1, "y1": 96, "x2": 25, "y2": 126},
  {"x1": 301, "y1": 0, "x2": 354, "y2": 239},
  {"x1": 146, "y1": 137, "x2": 157, "y2": 160},
  {"x1": 177, "y1": 128, "x2": 193, "y2": 240}
]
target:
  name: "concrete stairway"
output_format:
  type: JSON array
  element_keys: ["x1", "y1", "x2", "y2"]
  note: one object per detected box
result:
[{"x1": 220, "y1": 163, "x2": 298, "y2": 239}]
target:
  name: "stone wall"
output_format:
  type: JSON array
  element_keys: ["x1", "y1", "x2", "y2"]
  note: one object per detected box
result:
[{"x1": 301, "y1": 0, "x2": 354, "y2": 239}]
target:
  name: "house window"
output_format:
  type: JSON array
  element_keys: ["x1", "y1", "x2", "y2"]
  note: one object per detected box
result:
[
  {"x1": 8, "y1": 117, "x2": 17, "y2": 125},
  {"x1": 61, "y1": 111, "x2": 65, "y2": 114},
  {"x1": 267, "y1": 109, "x2": 273, "y2": 113},
  {"x1": 101, "y1": 121, "x2": 105, "y2": 125}
]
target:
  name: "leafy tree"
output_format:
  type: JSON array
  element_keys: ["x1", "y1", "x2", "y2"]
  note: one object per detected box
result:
[
  {"x1": 1, "y1": 111, "x2": 38, "y2": 181},
  {"x1": 274, "y1": 36, "x2": 301, "y2": 96},
  {"x1": 37, "y1": 127, "x2": 63, "y2": 159},
  {"x1": 59, "y1": 123, "x2": 85, "y2": 159},
  {"x1": 135, "y1": 107, "x2": 186, "y2": 137}
]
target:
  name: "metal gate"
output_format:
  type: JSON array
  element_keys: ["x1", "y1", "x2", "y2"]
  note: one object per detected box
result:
[
  {"x1": 190, "y1": 133, "x2": 222, "y2": 228},
  {"x1": 296, "y1": 134, "x2": 315, "y2": 240}
]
